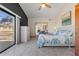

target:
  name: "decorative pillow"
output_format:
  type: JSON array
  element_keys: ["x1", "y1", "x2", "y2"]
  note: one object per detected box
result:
[
  {"x1": 67, "y1": 31, "x2": 73, "y2": 37},
  {"x1": 57, "y1": 30, "x2": 68, "y2": 36},
  {"x1": 48, "y1": 32, "x2": 57, "y2": 35}
]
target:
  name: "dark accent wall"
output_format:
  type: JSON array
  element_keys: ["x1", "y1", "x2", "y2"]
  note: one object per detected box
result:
[{"x1": 0, "y1": 3, "x2": 28, "y2": 26}]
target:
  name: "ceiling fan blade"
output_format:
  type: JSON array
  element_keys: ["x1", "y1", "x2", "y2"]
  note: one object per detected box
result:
[
  {"x1": 43, "y1": 3, "x2": 52, "y2": 8},
  {"x1": 48, "y1": 5, "x2": 52, "y2": 8}
]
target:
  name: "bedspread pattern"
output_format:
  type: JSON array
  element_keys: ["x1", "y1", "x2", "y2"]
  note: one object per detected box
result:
[{"x1": 37, "y1": 34, "x2": 73, "y2": 48}]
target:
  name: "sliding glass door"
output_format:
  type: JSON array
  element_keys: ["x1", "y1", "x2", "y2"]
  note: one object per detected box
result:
[{"x1": 0, "y1": 8, "x2": 16, "y2": 53}]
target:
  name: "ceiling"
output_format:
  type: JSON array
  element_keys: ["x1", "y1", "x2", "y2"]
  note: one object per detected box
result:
[{"x1": 19, "y1": 3, "x2": 67, "y2": 18}]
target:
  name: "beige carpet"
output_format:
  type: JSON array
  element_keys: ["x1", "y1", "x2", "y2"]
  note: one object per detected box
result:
[{"x1": 0, "y1": 39, "x2": 75, "y2": 56}]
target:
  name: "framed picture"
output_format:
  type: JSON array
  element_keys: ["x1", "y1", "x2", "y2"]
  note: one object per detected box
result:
[{"x1": 62, "y1": 11, "x2": 71, "y2": 26}]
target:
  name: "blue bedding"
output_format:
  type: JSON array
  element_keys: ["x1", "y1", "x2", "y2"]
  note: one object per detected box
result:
[{"x1": 37, "y1": 30, "x2": 73, "y2": 48}]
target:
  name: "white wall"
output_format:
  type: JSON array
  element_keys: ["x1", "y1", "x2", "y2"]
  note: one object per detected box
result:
[
  {"x1": 28, "y1": 18, "x2": 58, "y2": 36},
  {"x1": 56, "y1": 3, "x2": 75, "y2": 30}
]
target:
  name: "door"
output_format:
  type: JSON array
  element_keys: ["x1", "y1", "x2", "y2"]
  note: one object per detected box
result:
[
  {"x1": 35, "y1": 22, "x2": 48, "y2": 36},
  {"x1": 75, "y1": 4, "x2": 79, "y2": 55},
  {"x1": 0, "y1": 7, "x2": 16, "y2": 53}
]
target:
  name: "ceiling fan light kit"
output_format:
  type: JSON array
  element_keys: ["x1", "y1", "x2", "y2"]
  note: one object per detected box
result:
[
  {"x1": 41, "y1": 3, "x2": 47, "y2": 8},
  {"x1": 38, "y1": 3, "x2": 52, "y2": 10}
]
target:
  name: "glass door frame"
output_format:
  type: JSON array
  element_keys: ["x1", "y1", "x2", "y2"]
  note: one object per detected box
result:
[{"x1": 0, "y1": 7, "x2": 16, "y2": 53}]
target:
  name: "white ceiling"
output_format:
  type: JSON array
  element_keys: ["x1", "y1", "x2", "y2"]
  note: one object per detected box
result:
[{"x1": 19, "y1": 3, "x2": 67, "y2": 18}]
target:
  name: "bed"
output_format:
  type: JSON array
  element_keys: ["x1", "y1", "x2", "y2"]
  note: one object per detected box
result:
[{"x1": 37, "y1": 29, "x2": 75, "y2": 48}]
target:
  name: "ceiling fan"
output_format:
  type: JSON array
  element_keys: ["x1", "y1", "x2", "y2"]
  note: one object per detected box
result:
[{"x1": 38, "y1": 3, "x2": 52, "y2": 10}]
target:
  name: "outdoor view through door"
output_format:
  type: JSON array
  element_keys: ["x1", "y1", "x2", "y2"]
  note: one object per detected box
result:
[
  {"x1": 35, "y1": 22, "x2": 48, "y2": 36},
  {"x1": 0, "y1": 8, "x2": 16, "y2": 53}
]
